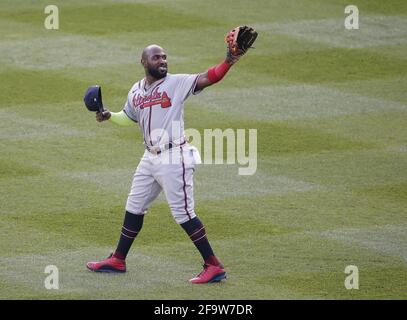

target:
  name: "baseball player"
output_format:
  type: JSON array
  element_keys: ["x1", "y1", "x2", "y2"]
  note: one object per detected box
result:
[{"x1": 86, "y1": 27, "x2": 257, "y2": 284}]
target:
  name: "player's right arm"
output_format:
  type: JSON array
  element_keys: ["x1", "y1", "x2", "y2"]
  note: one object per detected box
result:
[{"x1": 194, "y1": 53, "x2": 241, "y2": 92}]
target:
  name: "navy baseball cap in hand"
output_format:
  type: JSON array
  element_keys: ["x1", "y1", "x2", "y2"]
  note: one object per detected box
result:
[{"x1": 84, "y1": 85, "x2": 104, "y2": 112}]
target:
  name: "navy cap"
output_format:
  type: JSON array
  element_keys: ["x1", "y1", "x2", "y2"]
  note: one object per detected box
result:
[{"x1": 83, "y1": 85, "x2": 103, "y2": 112}]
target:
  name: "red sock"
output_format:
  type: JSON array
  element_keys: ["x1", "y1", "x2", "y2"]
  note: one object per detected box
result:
[{"x1": 205, "y1": 255, "x2": 221, "y2": 266}]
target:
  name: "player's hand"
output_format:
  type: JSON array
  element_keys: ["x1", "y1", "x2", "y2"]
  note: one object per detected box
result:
[
  {"x1": 226, "y1": 49, "x2": 243, "y2": 65},
  {"x1": 96, "y1": 110, "x2": 111, "y2": 122}
]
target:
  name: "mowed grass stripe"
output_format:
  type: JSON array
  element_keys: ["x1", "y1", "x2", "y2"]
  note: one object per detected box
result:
[
  {"x1": 0, "y1": 35, "x2": 140, "y2": 71},
  {"x1": 255, "y1": 16, "x2": 407, "y2": 49},
  {"x1": 186, "y1": 106, "x2": 375, "y2": 156},
  {"x1": 196, "y1": 190, "x2": 406, "y2": 231},
  {"x1": 330, "y1": 77, "x2": 407, "y2": 104},
  {"x1": 0, "y1": 69, "x2": 99, "y2": 106},
  {"x1": 319, "y1": 224, "x2": 407, "y2": 262},
  {"x1": 263, "y1": 148, "x2": 407, "y2": 188},
  {"x1": 0, "y1": 172, "x2": 132, "y2": 216},
  {"x1": 0, "y1": 109, "x2": 94, "y2": 140},
  {"x1": 241, "y1": 48, "x2": 407, "y2": 83},
  {"x1": 192, "y1": 84, "x2": 406, "y2": 121},
  {"x1": 0, "y1": 2, "x2": 224, "y2": 36},
  {"x1": 0, "y1": 31, "x2": 204, "y2": 71},
  {"x1": 0, "y1": 219, "x2": 92, "y2": 256},
  {"x1": 144, "y1": 0, "x2": 407, "y2": 24},
  {"x1": 297, "y1": 110, "x2": 407, "y2": 147},
  {"x1": 272, "y1": 267, "x2": 407, "y2": 299}
]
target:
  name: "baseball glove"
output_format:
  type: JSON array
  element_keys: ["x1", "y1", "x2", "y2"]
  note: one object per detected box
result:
[
  {"x1": 225, "y1": 25, "x2": 258, "y2": 57},
  {"x1": 83, "y1": 85, "x2": 104, "y2": 112}
]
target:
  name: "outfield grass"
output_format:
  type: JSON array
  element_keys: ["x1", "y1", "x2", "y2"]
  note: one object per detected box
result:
[{"x1": 0, "y1": 0, "x2": 406, "y2": 299}]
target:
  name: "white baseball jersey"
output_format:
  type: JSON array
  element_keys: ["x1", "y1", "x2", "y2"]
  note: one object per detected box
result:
[
  {"x1": 123, "y1": 73, "x2": 201, "y2": 147},
  {"x1": 123, "y1": 73, "x2": 202, "y2": 224}
]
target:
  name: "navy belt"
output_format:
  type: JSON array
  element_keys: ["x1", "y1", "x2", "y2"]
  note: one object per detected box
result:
[{"x1": 146, "y1": 140, "x2": 186, "y2": 155}]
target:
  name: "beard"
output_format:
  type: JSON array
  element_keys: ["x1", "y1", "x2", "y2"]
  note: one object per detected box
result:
[{"x1": 147, "y1": 64, "x2": 167, "y2": 80}]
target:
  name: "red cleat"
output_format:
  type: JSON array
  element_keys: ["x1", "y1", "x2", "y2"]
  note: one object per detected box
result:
[
  {"x1": 189, "y1": 264, "x2": 226, "y2": 284},
  {"x1": 86, "y1": 253, "x2": 126, "y2": 273}
]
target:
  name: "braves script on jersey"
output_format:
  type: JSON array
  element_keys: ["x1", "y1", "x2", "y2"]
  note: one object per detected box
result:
[{"x1": 124, "y1": 73, "x2": 201, "y2": 147}]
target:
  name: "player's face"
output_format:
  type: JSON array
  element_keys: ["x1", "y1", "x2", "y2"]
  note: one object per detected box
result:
[{"x1": 146, "y1": 50, "x2": 168, "y2": 80}]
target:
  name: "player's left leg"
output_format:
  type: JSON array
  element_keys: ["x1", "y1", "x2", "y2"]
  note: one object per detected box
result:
[
  {"x1": 158, "y1": 146, "x2": 226, "y2": 284},
  {"x1": 180, "y1": 217, "x2": 226, "y2": 284}
]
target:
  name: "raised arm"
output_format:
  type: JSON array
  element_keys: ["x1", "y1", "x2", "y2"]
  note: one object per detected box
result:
[
  {"x1": 194, "y1": 55, "x2": 240, "y2": 92},
  {"x1": 194, "y1": 26, "x2": 258, "y2": 93}
]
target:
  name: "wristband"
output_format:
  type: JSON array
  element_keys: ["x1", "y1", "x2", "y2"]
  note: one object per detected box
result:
[{"x1": 207, "y1": 60, "x2": 231, "y2": 84}]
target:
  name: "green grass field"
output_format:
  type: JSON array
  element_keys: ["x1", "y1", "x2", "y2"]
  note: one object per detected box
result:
[{"x1": 0, "y1": 0, "x2": 406, "y2": 299}]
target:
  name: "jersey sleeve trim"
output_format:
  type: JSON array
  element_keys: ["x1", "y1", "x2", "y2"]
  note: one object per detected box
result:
[
  {"x1": 183, "y1": 74, "x2": 202, "y2": 101},
  {"x1": 191, "y1": 74, "x2": 202, "y2": 96},
  {"x1": 123, "y1": 109, "x2": 138, "y2": 123}
]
